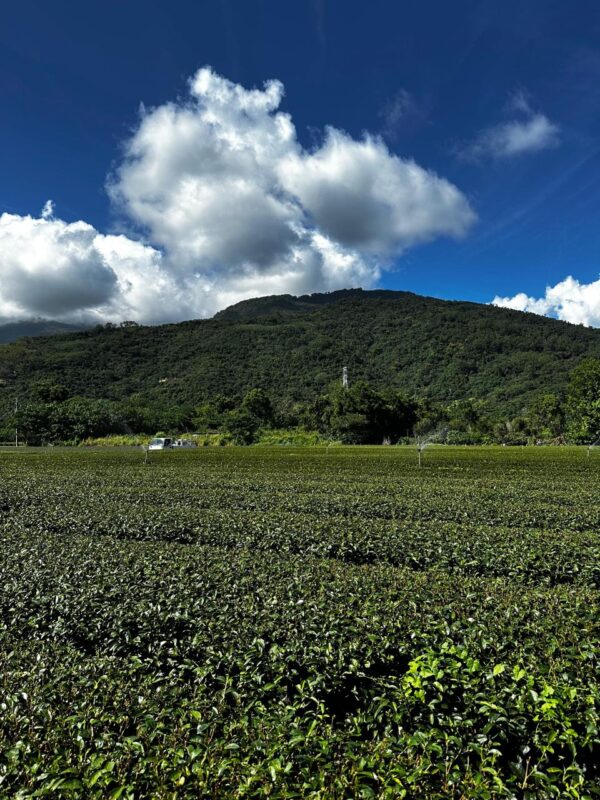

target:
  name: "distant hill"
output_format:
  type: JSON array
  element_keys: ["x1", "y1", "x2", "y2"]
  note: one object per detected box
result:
[
  {"x1": 1, "y1": 289, "x2": 599, "y2": 413},
  {"x1": 0, "y1": 319, "x2": 85, "y2": 344}
]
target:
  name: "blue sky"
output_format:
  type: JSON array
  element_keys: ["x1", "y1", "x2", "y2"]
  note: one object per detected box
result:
[{"x1": 2, "y1": 0, "x2": 600, "y2": 324}]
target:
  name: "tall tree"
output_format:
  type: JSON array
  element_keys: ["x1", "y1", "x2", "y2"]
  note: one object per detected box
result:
[
  {"x1": 528, "y1": 394, "x2": 564, "y2": 440},
  {"x1": 565, "y1": 358, "x2": 600, "y2": 443}
]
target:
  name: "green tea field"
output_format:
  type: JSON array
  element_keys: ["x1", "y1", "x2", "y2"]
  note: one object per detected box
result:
[{"x1": 0, "y1": 447, "x2": 599, "y2": 798}]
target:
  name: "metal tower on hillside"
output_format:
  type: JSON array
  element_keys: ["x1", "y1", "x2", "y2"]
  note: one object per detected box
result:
[{"x1": 342, "y1": 366, "x2": 348, "y2": 389}]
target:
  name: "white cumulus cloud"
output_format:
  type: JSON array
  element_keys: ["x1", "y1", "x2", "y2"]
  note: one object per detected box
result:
[
  {"x1": 0, "y1": 210, "x2": 178, "y2": 324},
  {"x1": 0, "y1": 211, "x2": 118, "y2": 320},
  {"x1": 492, "y1": 275, "x2": 600, "y2": 326},
  {"x1": 278, "y1": 128, "x2": 475, "y2": 254},
  {"x1": 1, "y1": 68, "x2": 476, "y2": 325}
]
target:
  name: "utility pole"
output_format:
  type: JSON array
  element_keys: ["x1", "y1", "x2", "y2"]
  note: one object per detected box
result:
[
  {"x1": 342, "y1": 366, "x2": 348, "y2": 389},
  {"x1": 14, "y1": 397, "x2": 18, "y2": 448}
]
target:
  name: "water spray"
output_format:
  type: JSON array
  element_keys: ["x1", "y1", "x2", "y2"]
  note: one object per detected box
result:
[{"x1": 414, "y1": 427, "x2": 447, "y2": 468}]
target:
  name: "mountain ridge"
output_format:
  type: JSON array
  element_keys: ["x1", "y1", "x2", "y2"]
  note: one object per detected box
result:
[
  {"x1": 0, "y1": 319, "x2": 86, "y2": 344},
  {"x1": 1, "y1": 289, "x2": 599, "y2": 414},
  {"x1": 213, "y1": 288, "x2": 413, "y2": 320}
]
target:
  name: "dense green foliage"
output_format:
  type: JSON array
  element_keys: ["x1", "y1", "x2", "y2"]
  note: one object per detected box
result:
[
  {"x1": 0, "y1": 446, "x2": 598, "y2": 797},
  {"x1": 1, "y1": 290, "x2": 599, "y2": 418},
  {"x1": 565, "y1": 358, "x2": 600, "y2": 443},
  {"x1": 4, "y1": 357, "x2": 598, "y2": 446}
]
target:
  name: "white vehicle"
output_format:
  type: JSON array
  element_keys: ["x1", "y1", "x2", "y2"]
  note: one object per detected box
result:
[
  {"x1": 172, "y1": 438, "x2": 197, "y2": 448},
  {"x1": 148, "y1": 437, "x2": 174, "y2": 450}
]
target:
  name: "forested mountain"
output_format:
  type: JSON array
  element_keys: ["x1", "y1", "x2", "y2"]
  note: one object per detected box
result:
[
  {"x1": 0, "y1": 319, "x2": 85, "y2": 344},
  {"x1": 1, "y1": 289, "x2": 599, "y2": 414}
]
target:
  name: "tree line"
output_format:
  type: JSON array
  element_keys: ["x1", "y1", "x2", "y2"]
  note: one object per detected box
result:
[{"x1": 2, "y1": 357, "x2": 599, "y2": 446}]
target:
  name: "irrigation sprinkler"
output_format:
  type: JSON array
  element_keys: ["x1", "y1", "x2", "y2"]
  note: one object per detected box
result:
[
  {"x1": 587, "y1": 436, "x2": 600, "y2": 461},
  {"x1": 416, "y1": 437, "x2": 427, "y2": 468},
  {"x1": 414, "y1": 427, "x2": 447, "y2": 468},
  {"x1": 142, "y1": 444, "x2": 150, "y2": 465}
]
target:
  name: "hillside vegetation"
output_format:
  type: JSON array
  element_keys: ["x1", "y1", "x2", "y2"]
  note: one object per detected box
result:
[{"x1": 1, "y1": 289, "x2": 599, "y2": 415}]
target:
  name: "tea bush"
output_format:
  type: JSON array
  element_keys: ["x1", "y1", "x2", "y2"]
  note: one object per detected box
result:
[{"x1": 0, "y1": 446, "x2": 598, "y2": 797}]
